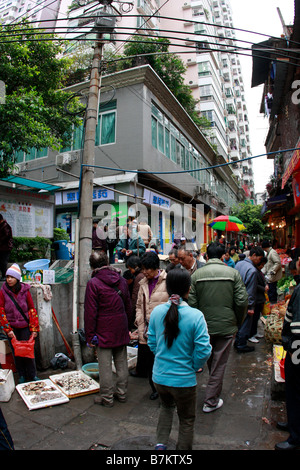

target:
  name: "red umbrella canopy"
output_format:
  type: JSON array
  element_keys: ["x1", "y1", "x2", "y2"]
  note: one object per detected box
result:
[{"x1": 208, "y1": 215, "x2": 246, "y2": 232}]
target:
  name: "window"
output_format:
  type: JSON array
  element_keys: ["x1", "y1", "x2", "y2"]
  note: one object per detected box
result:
[
  {"x1": 151, "y1": 117, "x2": 158, "y2": 149},
  {"x1": 198, "y1": 61, "x2": 210, "y2": 76},
  {"x1": 158, "y1": 121, "x2": 164, "y2": 153},
  {"x1": 15, "y1": 147, "x2": 48, "y2": 163},
  {"x1": 151, "y1": 102, "x2": 209, "y2": 178},
  {"x1": 98, "y1": 111, "x2": 116, "y2": 145}
]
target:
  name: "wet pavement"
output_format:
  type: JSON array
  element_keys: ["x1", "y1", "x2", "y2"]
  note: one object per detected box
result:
[{"x1": 0, "y1": 322, "x2": 289, "y2": 452}]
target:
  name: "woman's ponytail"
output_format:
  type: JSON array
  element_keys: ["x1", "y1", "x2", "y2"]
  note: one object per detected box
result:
[{"x1": 163, "y1": 269, "x2": 191, "y2": 348}]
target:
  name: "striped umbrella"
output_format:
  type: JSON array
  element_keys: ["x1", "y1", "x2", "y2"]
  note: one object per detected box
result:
[{"x1": 208, "y1": 215, "x2": 246, "y2": 232}]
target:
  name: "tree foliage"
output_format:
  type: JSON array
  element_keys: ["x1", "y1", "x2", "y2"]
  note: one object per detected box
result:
[
  {"x1": 230, "y1": 202, "x2": 271, "y2": 238},
  {"x1": 0, "y1": 21, "x2": 81, "y2": 177}
]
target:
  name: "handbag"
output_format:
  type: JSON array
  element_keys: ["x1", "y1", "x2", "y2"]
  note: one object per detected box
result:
[{"x1": 11, "y1": 336, "x2": 35, "y2": 358}]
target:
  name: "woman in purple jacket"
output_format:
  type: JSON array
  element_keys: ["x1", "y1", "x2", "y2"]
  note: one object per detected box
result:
[{"x1": 84, "y1": 251, "x2": 132, "y2": 407}]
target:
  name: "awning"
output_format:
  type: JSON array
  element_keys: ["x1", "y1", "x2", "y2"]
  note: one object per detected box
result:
[
  {"x1": 266, "y1": 194, "x2": 288, "y2": 206},
  {"x1": 58, "y1": 172, "x2": 137, "y2": 191},
  {"x1": 0, "y1": 176, "x2": 62, "y2": 192},
  {"x1": 251, "y1": 40, "x2": 272, "y2": 88}
]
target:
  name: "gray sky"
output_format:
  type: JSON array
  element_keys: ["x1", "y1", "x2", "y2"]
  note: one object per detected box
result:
[{"x1": 229, "y1": 0, "x2": 295, "y2": 193}]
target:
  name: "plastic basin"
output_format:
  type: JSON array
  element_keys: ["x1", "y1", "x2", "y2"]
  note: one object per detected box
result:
[
  {"x1": 82, "y1": 363, "x2": 99, "y2": 380},
  {"x1": 24, "y1": 259, "x2": 50, "y2": 272}
]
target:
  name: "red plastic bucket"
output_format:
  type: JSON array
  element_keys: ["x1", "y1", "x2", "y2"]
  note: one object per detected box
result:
[{"x1": 279, "y1": 358, "x2": 285, "y2": 380}]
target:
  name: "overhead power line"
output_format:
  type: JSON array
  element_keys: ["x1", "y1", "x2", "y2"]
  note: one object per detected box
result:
[
  {"x1": 1, "y1": 22, "x2": 298, "y2": 64},
  {"x1": 80, "y1": 147, "x2": 300, "y2": 176},
  {"x1": 6, "y1": 11, "x2": 300, "y2": 47}
]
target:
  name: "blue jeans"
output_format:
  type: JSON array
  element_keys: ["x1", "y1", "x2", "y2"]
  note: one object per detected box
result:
[{"x1": 154, "y1": 383, "x2": 197, "y2": 450}]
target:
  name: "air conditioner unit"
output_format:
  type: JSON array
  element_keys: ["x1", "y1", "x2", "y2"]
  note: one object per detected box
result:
[
  {"x1": 204, "y1": 184, "x2": 209, "y2": 192},
  {"x1": 56, "y1": 153, "x2": 72, "y2": 167},
  {"x1": 195, "y1": 185, "x2": 203, "y2": 195}
]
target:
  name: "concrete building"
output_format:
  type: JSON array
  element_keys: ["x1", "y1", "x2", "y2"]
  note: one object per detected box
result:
[
  {"x1": 61, "y1": 0, "x2": 254, "y2": 199},
  {"x1": 0, "y1": 0, "x2": 64, "y2": 28},
  {"x1": 15, "y1": 65, "x2": 244, "y2": 251}
]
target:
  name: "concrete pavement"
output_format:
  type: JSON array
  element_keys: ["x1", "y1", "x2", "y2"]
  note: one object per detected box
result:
[{"x1": 0, "y1": 325, "x2": 289, "y2": 452}]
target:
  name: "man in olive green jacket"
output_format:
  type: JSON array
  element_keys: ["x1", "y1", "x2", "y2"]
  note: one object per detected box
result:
[{"x1": 188, "y1": 242, "x2": 248, "y2": 413}]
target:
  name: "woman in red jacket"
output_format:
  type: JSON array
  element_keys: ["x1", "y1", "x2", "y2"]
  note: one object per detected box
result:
[{"x1": 0, "y1": 264, "x2": 39, "y2": 383}]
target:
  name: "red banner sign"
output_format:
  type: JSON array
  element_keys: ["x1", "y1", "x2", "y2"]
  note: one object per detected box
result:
[
  {"x1": 292, "y1": 171, "x2": 300, "y2": 208},
  {"x1": 282, "y1": 146, "x2": 300, "y2": 189}
]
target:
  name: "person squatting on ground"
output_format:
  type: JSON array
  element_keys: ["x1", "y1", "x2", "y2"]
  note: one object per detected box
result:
[
  {"x1": 84, "y1": 251, "x2": 132, "y2": 407},
  {"x1": 188, "y1": 242, "x2": 248, "y2": 412},
  {"x1": 148, "y1": 268, "x2": 211, "y2": 450},
  {"x1": 0, "y1": 264, "x2": 39, "y2": 383},
  {"x1": 275, "y1": 282, "x2": 300, "y2": 450},
  {"x1": 134, "y1": 251, "x2": 169, "y2": 399}
]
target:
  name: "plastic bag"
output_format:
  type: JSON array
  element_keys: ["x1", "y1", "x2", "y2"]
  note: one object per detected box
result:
[
  {"x1": 50, "y1": 353, "x2": 70, "y2": 370},
  {"x1": 262, "y1": 291, "x2": 271, "y2": 316},
  {"x1": 11, "y1": 336, "x2": 35, "y2": 358},
  {"x1": 264, "y1": 314, "x2": 283, "y2": 344}
]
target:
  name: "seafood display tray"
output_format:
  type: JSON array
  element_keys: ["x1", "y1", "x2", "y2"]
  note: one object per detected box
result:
[
  {"x1": 16, "y1": 379, "x2": 69, "y2": 411},
  {"x1": 49, "y1": 370, "x2": 100, "y2": 398}
]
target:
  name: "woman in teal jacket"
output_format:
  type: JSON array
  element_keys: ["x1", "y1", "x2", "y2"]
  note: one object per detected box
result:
[{"x1": 147, "y1": 268, "x2": 211, "y2": 451}]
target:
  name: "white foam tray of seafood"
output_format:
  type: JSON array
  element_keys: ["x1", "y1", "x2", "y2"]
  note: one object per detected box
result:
[
  {"x1": 112, "y1": 346, "x2": 137, "y2": 373},
  {"x1": 49, "y1": 370, "x2": 99, "y2": 398},
  {"x1": 16, "y1": 379, "x2": 69, "y2": 411}
]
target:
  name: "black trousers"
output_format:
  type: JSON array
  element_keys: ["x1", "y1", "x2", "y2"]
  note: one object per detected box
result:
[
  {"x1": 8, "y1": 327, "x2": 37, "y2": 381},
  {"x1": 285, "y1": 352, "x2": 300, "y2": 445},
  {"x1": 0, "y1": 251, "x2": 10, "y2": 278},
  {"x1": 0, "y1": 407, "x2": 14, "y2": 450},
  {"x1": 268, "y1": 281, "x2": 278, "y2": 303},
  {"x1": 136, "y1": 343, "x2": 156, "y2": 392}
]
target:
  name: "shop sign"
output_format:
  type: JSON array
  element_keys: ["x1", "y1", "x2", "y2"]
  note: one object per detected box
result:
[
  {"x1": 143, "y1": 189, "x2": 171, "y2": 210},
  {"x1": 56, "y1": 187, "x2": 115, "y2": 205}
]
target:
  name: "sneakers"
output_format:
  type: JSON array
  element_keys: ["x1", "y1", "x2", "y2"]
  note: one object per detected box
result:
[
  {"x1": 155, "y1": 444, "x2": 167, "y2": 450},
  {"x1": 248, "y1": 336, "x2": 259, "y2": 343},
  {"x1": 203, "y1": 398, "x2": 223, "y2": 413}
]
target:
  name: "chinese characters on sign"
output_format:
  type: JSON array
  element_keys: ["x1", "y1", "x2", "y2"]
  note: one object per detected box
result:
[{"x1": 58, "y1": 188, "x2": 115, "y2": 205}]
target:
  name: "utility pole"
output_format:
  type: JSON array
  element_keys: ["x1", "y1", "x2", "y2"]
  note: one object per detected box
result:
[{"x1": 78, "y1": 2, "x2": 116, "y2": 329}]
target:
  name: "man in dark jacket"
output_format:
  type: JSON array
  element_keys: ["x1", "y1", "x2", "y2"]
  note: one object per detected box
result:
[
  {"x1": 234, "y1": 246, "x2": 264, "y2": 353},
  {"x1": 275, "y1": 283, "x2": 300, "y2": 450},
  {"x1": 177, "y1": 246, "x2": 205, "y2": 275},
  {"x1": 0, "y1": 214, "x2": 13, "y2": 280},
  {"x1": 84, "y1": 251, "x2": 132, "y2": 407},
  {"x1": 188, "y1": 242, "x2": 248, "y2": 412}
]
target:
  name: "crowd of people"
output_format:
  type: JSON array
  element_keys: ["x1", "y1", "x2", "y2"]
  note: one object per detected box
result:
[
  {"x1": 84, "y1": 225, "x2": 300, "y2": 451},
  {"x1": 1, "y1": 211, "x2": 299, "y2": 450}
]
